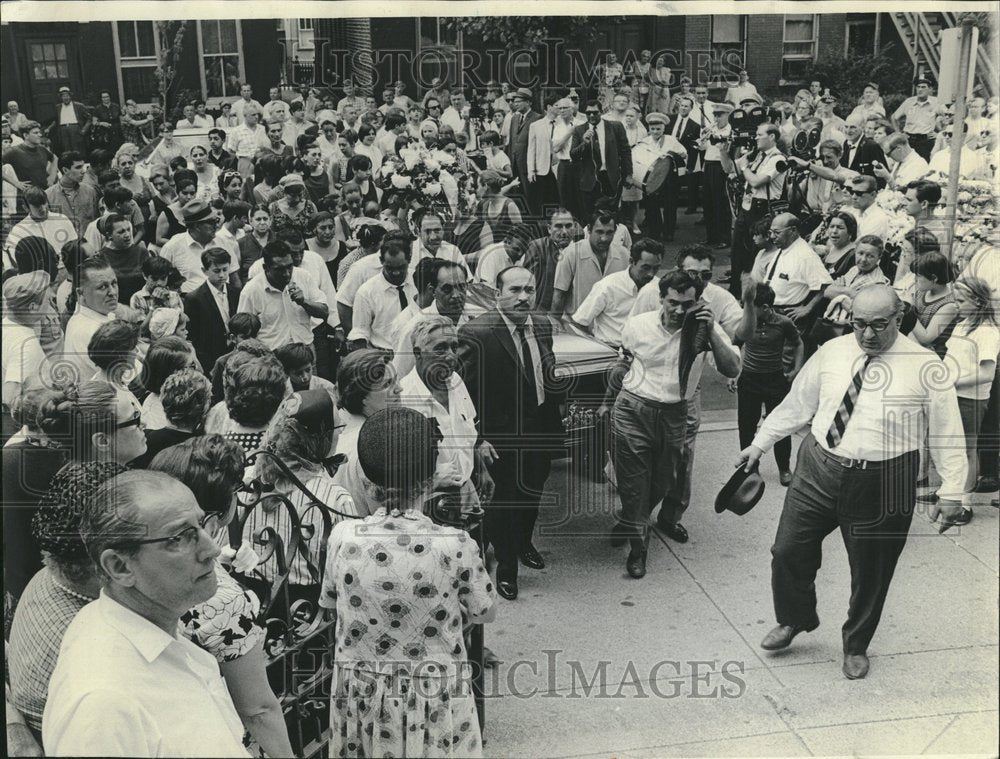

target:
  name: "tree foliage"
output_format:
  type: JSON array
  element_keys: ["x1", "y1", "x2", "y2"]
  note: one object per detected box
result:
[
  {"x1": 155, "y1": 21, "x2": 189, "y2": 120},
  {"x1": 799, "y1": 43, "x2": 914, "y2": 117},
  {"x1": 442, "y1": 16, "x2": 627, "y2": 49}
]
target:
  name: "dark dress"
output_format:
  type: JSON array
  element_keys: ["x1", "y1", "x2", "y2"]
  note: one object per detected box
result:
[{"x1": 161, "y1": 205, "x2": 187, "y2": 241}]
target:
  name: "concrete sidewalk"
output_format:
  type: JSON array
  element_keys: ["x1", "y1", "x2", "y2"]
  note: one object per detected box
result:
[{"x1": 480, "y1": 429, "x2": 999, "y2": 758}]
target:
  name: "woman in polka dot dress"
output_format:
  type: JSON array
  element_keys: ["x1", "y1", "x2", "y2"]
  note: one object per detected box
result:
[{"x1": 319, "y1": 407, "x2": 496, "y2": 758}]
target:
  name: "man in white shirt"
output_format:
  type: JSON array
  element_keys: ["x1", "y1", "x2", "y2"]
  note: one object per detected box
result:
[
  {"x1": 335, "y1": 249, "x2": 384, "y2": 333},
  {"x1": 842, "y1": 174, "x2": 890, "y2": 242},
  {"x1": 337, "y1": 79, "x2": 366, "y2": 116},
  {"x1": 440, "y1": 89, "x2": 468, "y2": 134},
  {"x1": 192, "y1": 99, "x2": 214, "y2": 128},
  {"x1": 552, "y1": 211, "x2": 629, "y2": 318},
  {"x1": 751, "y1": 212, "x2": 832, "y2": 326},
  {"x1": 159, "y1": 201, "x2": 239, "y2": 294},
  {"x1": 526, "y1": 93, "x2": 561, "y2": 214},
  {"x1": 724, "y1": 69, "x2": 760, "y2": 108},
  {"x1": 3, "y1": 187, "x2": 77, "y2": 270},
  {"x1": 738, "y1": 285, "x2": 967, "y2": 680},
  {"x1": 229, "y1": 83, "x2": 263, "y2": 123},
  {"x1": 348, "y1": 236, "x2": 417, "y2": 350},
  {"x1": 571, "y1": 238, "x2": 663, "y2": 347},
  {"x1": 473, "y1": 225, "x2": 531, "y2": 292},
  {"x1": 410, "y1": 210, "x2": 469, "y2": 274},
  {"x1": 891, "y1": 76, "x2": 939, "y2": 160},
  {"x1": 399, "y1": 316, "x2": 493, "y2": 513},
  {"x1": 238, "y1": 240, "x2": 328, "y2": 349},
  {"x1": 600, "y1": 270, "x2": 741, "y2": 578},
  {"x1": 787, "y1": 140, "x2": 853, "y2": 215},
  {"x1": 875, "y1": 132, "x2": 930, "y2": 189},
  {"x1": 43, "y1": 471, "x2": 250, "y2": 757},
  {"x1": 226, "y1": 107, "x2": 268, "y2": 178},
  {"x1": 551, "y1": 98, "x2": 578, "y2": 212},
  {"x1": 62, "y1": 257, "x2": 119, "y2": 385}
]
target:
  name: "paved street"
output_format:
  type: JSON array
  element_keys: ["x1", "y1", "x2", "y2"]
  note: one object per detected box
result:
[{"x1": 481, "y1": 419, "x2": 999, "y2": 756}]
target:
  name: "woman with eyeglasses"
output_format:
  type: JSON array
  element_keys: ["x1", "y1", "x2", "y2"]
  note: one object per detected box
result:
[
  {"x1": 7, "y1": 459, "x2": 126, "y2": 752},
  {"x1": 148, "y1": 434, "x2": 294, "y2": 759},
  {"x1": 3, "y1": 381, "x2": 147, "y2": 612}
]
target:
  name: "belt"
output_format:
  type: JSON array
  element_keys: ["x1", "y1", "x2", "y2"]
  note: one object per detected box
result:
[
  {"x1": 813, "y1": 439, "x2": 915, "y2": 471},
  {"x1": 621, "y1": 389, "x2": 686, "y2": 410}
]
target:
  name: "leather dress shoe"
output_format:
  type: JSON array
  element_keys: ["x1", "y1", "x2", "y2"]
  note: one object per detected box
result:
[
  {"x1": 843, "y1": 653, "x2": 870, "y2": 679},
  {"x1": 519, "y1": 545, "x2": 546, "y2": 570},
  {"x1": 779, "y1": 469, "x2": 793, "y2": 487},
  {"x1": 952, "y1": 508, "x2": 973, "y2": 526},
  {"x1": 483, "y1": 647, "x2": 500, "y2": 668},
  {"x1": 626, "y1": 548, "x2": 647, "y2": 579},
  {"x1": 658, "y1": 521, "x2": 689, "y2": 543},
  {"x1": 497, "y1": 578, "x2": 518, "y2": 601},
  {"x1": 974, "y1": 475, "x2": 999, "y2": 493},
  {"x1": 760, "y1": 624, "x2": 808, "y2": 650}
]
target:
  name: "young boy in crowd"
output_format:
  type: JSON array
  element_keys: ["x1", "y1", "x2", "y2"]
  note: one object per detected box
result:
[
  {"x1": 129, "y1": 255, "x2": 183, "y2": 316},
  {"x1": 273, "y1": 342, "x2": 338, "y2": 404},
  {"x1": 210, "y1": 312, "x2": 263, "y2": 402}
]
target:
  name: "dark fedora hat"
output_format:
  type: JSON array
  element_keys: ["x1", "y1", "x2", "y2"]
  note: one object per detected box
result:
[{"x1": 715, "y1": 465, "x2": 766, "y2": 516}]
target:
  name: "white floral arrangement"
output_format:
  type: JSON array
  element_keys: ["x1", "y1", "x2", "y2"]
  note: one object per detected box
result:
[
  {"x1": 873, "y1": 187, "x2": 915, "y2": 249},
  {"x1": 921, "y1": 171, "x2": 1000, "y2": 245}
]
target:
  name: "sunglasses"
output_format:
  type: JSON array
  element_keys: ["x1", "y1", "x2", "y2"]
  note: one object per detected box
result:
[
  {"x1": 116, "y1": 414, "x2": 144, "y2": 431},
  {"x1": 844, "y1": 188, "x2": 873, "y2": 196}
]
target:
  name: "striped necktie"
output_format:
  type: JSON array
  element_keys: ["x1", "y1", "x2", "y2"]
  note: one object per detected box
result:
[{"x1": 826, "y1": 355, "x2": 874, "y2": 449}]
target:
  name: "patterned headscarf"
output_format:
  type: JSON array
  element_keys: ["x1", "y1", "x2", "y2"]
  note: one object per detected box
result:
[{"x1": 32, "y1": 461, "x2": 126, "y2": 560}]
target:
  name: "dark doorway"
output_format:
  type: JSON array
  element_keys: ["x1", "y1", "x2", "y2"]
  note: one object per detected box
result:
[{"x1": 22, "y1": 37, "x2": 81, "y2": 124}]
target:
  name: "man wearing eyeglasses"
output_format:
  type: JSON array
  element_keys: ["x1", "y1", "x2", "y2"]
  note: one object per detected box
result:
[
  {"x1": 737, "y1": 284, "x2": 967, "y2": 680},
  {"x1": 750, "y1": 212, "x2": 831, "y2": 329},
  {"x1": 43, "y1": 471, "x2": 250, "y2": 756}
]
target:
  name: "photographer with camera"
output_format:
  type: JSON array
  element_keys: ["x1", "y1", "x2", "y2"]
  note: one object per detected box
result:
[
  {"x1": 720, "y1": 121, "x2": 787, "y2": 302},
  {"x1": 786, "y1": 139, "x2": 853, "y2": 216}
]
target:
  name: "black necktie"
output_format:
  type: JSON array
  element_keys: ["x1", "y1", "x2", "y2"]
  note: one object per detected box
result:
[
  {"x1": 592, "y1": 127, "x2": 602, "y2": 170},
  {"x1": 397, "y1": 285, "x2": 408, "y2": 310},
  {"x1": 515, "y1": 324, "x2": 538, "y2": 407},
  {"x1": 826, "y1": 355, "x2": 873, "y2": 449}
]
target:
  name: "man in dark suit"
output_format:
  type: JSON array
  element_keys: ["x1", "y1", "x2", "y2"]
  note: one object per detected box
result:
[
  {"x1": 506, "y1": 88, "x2": 541, "y2": 218},
  {"x1": 184, "y1": 247, "x2": 240, "y2": 374},
  {"x1": 665, "y1": 98, "x2": 701, "y2": 239},
  {"x1": 840, "y1": 113, "x2": 885, "y2": 176},
  {"x1": 457, "y1": 265, "x2": 564, "y2": 601},
  {"x1": 570, "y1": 100, "x2": 633, "y2": 223}
]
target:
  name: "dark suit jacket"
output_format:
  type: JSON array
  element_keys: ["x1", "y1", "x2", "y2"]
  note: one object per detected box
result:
[
  {"x1": 840, "y1": 137, "x2": 885, "y2": 174},
  {"x1": 507, "y1": 109, "x2": 541, "y2": 181},
  {"x1": 665, "y1": 116, "x2": 702, "y2": 171},
  {"x1": 457, "y1": 308, "x2": 564, "y2": 444},
  {"x1": 569, "y1": 120, "x2": 633, "y2": 191},
  {"x1": 184, "y1": 281, "x2": 240, "y2": 374}
]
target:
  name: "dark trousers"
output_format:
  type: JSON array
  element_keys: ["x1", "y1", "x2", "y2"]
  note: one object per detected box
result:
[
  {"x1": 977, "y1": 367, "x2": 999, "y2": 480},
  {"x1": 686, "y1": 170, "x2": 702, "y2": 211},
  {"x1": 906, "y1": 133, "x2": 935, "y2": 162},
  {"x1": 703, "y1": 161, "x2": 732, "y2": 245},
  {"x1": 640, "y1": 184, "x2": 667, "y2": 240},
  {"x1": 312, "y1": 324, "x2": 339, "y2": 382},
  {"x1": 580, "y1": 171, "x2": 621, "y2": 224},
  {"x1": 611, "y1": 391, "x2": 688, "y2": 551},
  {"x1": 487, "y1": 445, "x2": 552, "y2": 580},
  {"x1": 729, "y1": 201, "x2": 768, "y2": 302},
  {"x1": 737, "y1": 372, "x2": 792, "y2": 470},
  {"x1": 660, "y1": 386, "x2": 701, "y2": 526},
  {"x1": 556, "y1": 161, "x2": 579, "y2": 219},
  {"x1": 771, "y1": 436, "x2": 917, "y2": 655},
  {"x1": 528, "y1": 171, "x2": 560, "y2": 221}
]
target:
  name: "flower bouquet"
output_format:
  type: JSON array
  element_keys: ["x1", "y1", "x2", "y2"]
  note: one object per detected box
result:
[{"x1": 377, "y1": 144, "x2": 464, "y2": 232}]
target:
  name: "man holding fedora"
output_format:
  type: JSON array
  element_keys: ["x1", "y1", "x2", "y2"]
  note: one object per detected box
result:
[
  {"x1": 159, "y1": 200, "x2": 240, "y2": 295},
  {"x1": 506, "y1": 87, "x2": 541, "y2": 216},
  {"x1": 737, "y1": 284, "x2": 967, "y2": 679}
]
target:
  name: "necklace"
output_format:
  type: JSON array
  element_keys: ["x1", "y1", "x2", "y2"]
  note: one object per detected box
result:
[{"x1": 51, "y1": 574, "x2": 97, "y2": 603}]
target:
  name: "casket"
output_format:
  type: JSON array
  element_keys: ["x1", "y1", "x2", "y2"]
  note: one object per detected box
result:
[{"x1": 552, "y1": 330, "x2": 619, "y2": 378}]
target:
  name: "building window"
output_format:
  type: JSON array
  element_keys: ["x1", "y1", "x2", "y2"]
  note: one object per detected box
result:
[
  {"x1": 298, "y1": 19, "x2": 314, "y2": 31},
  {"x1": 416, "y1": 19, "x2": 461, "y2": 89},
  {"x1": 782, "y1": 14, "x2": 818, "y2": 83},
  {"x1": 29, "y1": 43, "x2": 70, "y2": 81},
  {"x1": 197, "y1": 20, "x2": 245, "y2": 101},
  {"x1": 113, "y1": 21, "x2": 161, "y2": 105},
  {"x1": 846, "y1": 15, "x2": 879, "y2": 57},
  {"x1": 710, "y1": 15, "x2": 746, "y2": 82}
]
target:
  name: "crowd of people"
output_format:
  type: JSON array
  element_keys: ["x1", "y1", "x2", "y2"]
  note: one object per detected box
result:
[{"x1": 1, "y1": 48, "x2": 999, "y2": 757}]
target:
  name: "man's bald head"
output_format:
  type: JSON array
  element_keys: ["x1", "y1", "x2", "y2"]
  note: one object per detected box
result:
[
  {"x1": 845, "y1": 113, "x2": 865, "y2": 128},
  {"x1": 852, "y1": 284, "x2": 902, "y2": 355}
]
